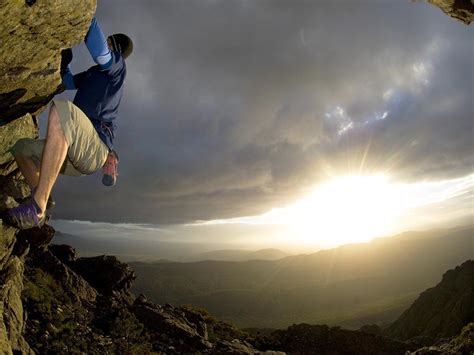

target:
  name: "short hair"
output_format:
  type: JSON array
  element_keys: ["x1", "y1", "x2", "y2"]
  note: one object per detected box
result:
[{"x1": 109, "y1": 33, "x2": 133, "y2": 59}]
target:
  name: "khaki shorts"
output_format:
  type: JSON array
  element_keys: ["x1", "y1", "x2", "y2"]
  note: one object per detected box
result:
[{"x1": 9, "y1": 100, "x2": 109, "y2": 176}]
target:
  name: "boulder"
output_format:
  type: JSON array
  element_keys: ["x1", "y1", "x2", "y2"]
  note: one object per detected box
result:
[
  {"x1": 132, "y1": 294, "x2": 213, "y2": 351},
  {"x1": 408, "y1": 323, "x2": 474, "y2": 354},
  {"x1": 0, "y1": 0, "x2": 96, "y2": 125},
  {"x1": 71, "y1": 255, "x2": 136, "y2": 295},
  {"x1": 49, "y1": 244, "x2": 77, "y2": 264}
]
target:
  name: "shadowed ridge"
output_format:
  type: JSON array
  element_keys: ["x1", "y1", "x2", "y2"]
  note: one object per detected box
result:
[{"x1": 386, "y1": 260, "x2": 474, "y2": 342}]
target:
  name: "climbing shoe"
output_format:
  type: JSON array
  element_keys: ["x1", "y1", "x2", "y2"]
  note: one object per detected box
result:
[
  {"x1": 17, "y1": 189, "x2": 55, "y2": 210},
  {"x1": 102, "y1": 150, "x2": 119, "y2": 186},
  {"x1": 5, "y1": 199, "x2": 45, "y2": 230}
]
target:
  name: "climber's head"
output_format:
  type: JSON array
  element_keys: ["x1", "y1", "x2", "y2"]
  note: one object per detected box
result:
[{"x1": 107, "y1": 34, "x2": 133, "y2": 59}]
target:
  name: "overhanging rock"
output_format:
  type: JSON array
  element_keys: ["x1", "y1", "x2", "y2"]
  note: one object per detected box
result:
[{"x1": 0, "y1": 0, "x2": 97, "y2": 125}]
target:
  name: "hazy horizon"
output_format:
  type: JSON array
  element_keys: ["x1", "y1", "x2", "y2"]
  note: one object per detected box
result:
[{"x1": 51, "y1": 218, "x2": 472, "y2": 261}]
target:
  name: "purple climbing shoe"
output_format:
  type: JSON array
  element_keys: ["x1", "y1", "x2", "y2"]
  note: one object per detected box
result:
[
  {"x1": 5, "y1": 199, "x2": 45, "y2": 230},
  {"x1": 17, "y1": 189, "x2": 55, "y2": 210}
]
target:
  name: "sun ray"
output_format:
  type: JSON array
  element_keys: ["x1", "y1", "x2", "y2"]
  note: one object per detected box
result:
[{"x1": 358, "y1": 135, "x2": 373, "y2": 174}]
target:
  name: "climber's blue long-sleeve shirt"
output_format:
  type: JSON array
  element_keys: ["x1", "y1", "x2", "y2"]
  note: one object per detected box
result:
[{"x1": 62, "y1": 17, "x2": 126, "y2": 150}]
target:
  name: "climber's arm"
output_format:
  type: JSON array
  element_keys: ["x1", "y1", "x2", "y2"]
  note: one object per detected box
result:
[
  {"x1": 61, "y1": 68, "x2": 76, "y2": 90},
  {"x1": 61, "y1": 17, "x2": 112, "y2": 90},
  {"x1": 71, "y1": 71, "x2": 88, "y2": 89},
  {"x1": 85, "y1": 17, "x2": 112, "y2": 70},
  {"x1": 60, "y1": 48, "x2": 76, "y2": 90},
  {"x1": 61, "y1": 67, "x2": 90, "y2": 90}
]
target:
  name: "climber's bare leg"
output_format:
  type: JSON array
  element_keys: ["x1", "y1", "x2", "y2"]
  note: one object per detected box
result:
[
  {"x1": 34, "y1": 104, "x2": 68, "y2": 216},
  {"x1": 13, "y1": 154, "x2": 40, "y2": 189}
]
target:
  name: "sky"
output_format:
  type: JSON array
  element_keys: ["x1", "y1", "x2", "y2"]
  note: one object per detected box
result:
[{"x1": 44, "y1": 0, "x2": 473, "y2": 250}]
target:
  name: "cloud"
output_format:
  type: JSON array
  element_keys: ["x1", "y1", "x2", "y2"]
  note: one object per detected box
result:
[{"x1": 45, "y1": 0, "x2": 473, "y2": 224}]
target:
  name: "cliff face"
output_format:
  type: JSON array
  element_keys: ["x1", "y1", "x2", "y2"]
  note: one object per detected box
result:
[{"x1": 0, "y1": 2, "x2": 96, "y2": 353}]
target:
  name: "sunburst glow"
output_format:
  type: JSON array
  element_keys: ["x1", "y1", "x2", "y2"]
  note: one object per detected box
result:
[
  {"x1": 282, "y1": 175, "x2": 407, "y2": 246},
  {"x1": 198, "y1": 174, "x2": 472, "y2": 249}
]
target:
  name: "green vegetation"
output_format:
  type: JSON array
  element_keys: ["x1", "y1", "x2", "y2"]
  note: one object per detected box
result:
[
  {"x1": 107, "y1": 308, "x2": 154, "y2": 354},
  {"x1": 23, "y1": 269, "x2": 71, "y2": 318},
  {"x1": 22, "y1": 267, "x2": 154, "y2": 354},
  {"x1": 22, "y1": 268, "x2": 95, "y2": 353}
]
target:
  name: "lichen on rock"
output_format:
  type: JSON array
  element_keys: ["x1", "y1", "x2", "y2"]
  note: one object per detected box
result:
[
  {"x1": 0, "y1": 0, "x2": 97, "y2": 125},
  {"x1": 0, "y1": 1, "x2": 97, "y2": 353}
]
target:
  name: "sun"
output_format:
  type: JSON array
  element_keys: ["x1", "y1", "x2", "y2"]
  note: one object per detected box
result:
[
  {"x1": 282, "y1": 175, "x2": 409, "y2": 248},
  {"x1": 197, "y1": 173, "x2": 472, "y2": 250}
]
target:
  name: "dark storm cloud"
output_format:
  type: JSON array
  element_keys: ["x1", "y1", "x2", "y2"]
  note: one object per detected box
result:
[{"x1": 50, "y1": 0, "x2": 473, "y2": 223}]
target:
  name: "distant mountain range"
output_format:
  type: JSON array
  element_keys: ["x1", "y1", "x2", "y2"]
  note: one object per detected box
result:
[
  {"x1": 129, "y1": 226, "x2": 473, "y2": 328},
  {"x1": 53, "y1": 225, "x2": 470, "y2": 262},
  {"x1": 183, "y1": 248, "x2": 290, "y2": 262},
  {"x1": 52, "y1": 231, "x2": 290, "y2": 262}
]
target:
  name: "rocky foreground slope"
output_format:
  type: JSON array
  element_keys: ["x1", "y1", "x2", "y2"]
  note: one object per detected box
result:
[
  {"x1": 8, "y1": 224, "x2": 474, "y2": 354},
  {"x1": 17, "y1": 228, "x2": 282, "y2": 354}
]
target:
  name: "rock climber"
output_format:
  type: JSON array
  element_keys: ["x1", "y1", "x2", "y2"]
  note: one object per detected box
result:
[{"x1": 5, "y1": 16, "x2": 133, "y2": 230}]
